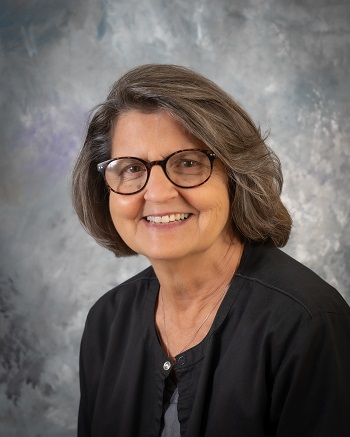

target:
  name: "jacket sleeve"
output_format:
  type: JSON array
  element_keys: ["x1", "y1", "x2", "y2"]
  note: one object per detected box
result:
[{"x1": 270, "y1": 311, "x2": 350, "y2": 436}]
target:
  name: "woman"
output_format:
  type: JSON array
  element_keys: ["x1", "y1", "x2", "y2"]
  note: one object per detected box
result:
[{"x1": 72, "y1": 64, "x2": 350, "y2": 437}]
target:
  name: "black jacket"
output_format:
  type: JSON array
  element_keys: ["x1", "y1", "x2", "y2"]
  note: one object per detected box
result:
[{"x1": 78, "y1": 243, "x2": 350, "y2": 436}]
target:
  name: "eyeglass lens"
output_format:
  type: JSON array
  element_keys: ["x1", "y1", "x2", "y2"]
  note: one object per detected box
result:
[{"x1": 104, "y1": 150, "x2": 213, "y2": 194}]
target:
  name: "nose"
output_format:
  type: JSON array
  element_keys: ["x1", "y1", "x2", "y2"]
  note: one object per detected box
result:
[{"x1": 143, "y1": 164, "x2": 178, "y2": 202}]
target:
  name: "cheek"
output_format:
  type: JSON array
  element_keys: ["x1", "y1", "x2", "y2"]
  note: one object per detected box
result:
[
  {"x1": 206, "y1": 174, "x2": 231, "y2": 212},
  {"x1": 191, "y1": 179, "x2": 231, "y2": 222},
  {"x1": 211, "y1": 195, "x2": 231, "y2": 227},
  {"x1": 208, "y1": 182, "x2": 231, "y2": 228},
  {"x1": 109, "y1": 194, "x2": 141, "y2": 230}
]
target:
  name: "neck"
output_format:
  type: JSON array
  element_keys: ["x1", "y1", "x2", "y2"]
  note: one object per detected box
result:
[
  {"x1": 153, "y1": 238, "x2": 243, "y2": 308},
  {"x1": 153, "y1": 238, "x2": 244, "y2": 359}
]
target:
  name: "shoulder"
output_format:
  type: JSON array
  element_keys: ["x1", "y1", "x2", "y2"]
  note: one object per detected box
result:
[
  {"x1": 85, "y1": 265, "x2": 158, "y2": 327},
  {"x1": 237, "y1": 243, "x2": 350, "y2": 319}
]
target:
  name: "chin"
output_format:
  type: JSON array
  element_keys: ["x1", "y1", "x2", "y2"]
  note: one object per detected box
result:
[{"x1": 141, "y1": 248, "x2": 188, "y2": 263}]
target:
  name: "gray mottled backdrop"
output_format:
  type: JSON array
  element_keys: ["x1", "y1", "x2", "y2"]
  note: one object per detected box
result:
[{"x1": 1, "y1": 0, "x2": 349, "y2": 435}]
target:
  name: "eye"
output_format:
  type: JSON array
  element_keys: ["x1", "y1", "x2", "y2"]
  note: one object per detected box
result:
[
  {"x1": 167, "y1": 151, "x2": 210, "y2": 176},
  {"x1": 179, "y1": 159, "x2": 199, "y2": 168},
  {"x1": 107, "y1": 159, "x2": 147, "y2": 180},
  {"x1": 122, "y1": 164, "x2": 144, "y2": 174},
  {"x1": 117, "y1": 164, "x2": 147, "y2": 182},
  {"x1": 171, "y1": 158, "x2": 205, "y2": 173},
  {"x1": 113, "y1": 159, "x2": 146, "y2": 175}
]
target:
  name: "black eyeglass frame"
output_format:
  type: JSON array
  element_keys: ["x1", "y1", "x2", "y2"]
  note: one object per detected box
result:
[{"x1": 97, "y1": 149, "x2": 218, "y2": 195}]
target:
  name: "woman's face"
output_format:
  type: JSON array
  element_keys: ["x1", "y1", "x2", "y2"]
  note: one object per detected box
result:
[{"x1": 109, "y1": 110, "x2": 233, "y2": 264}]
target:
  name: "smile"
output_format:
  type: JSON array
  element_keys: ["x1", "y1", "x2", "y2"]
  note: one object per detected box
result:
[{"x1": 146, "y1": 213, "x2": 190, "y2": 224}]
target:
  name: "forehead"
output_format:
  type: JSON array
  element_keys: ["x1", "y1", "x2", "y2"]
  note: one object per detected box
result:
[{"x1": 111, "y1": 110, "x2": 205, "y2": 157}]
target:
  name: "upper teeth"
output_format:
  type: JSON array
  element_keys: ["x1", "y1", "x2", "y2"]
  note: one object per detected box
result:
[{"x1": 146, "y1": 213, "x2": 189, "y2": 223}]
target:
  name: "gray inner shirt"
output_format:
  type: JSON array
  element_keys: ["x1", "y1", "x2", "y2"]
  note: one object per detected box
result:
[{"x1": 161, "y1": 387, "x2": 180, "y2": 437}]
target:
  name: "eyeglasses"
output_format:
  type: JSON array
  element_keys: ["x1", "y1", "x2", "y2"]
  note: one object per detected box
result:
[{"x1": 97, "y1": 149, "x2": 217, "y2": 195}]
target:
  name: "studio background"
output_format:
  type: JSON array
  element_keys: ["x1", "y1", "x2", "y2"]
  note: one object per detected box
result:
[{"x1": 1, "y1": 0, "x2": 349, "y2": 435}]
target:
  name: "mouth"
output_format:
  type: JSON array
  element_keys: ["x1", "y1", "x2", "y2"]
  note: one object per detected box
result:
[{"x1": 145, "y1": 213, "x2": 190, "y2": 224}]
